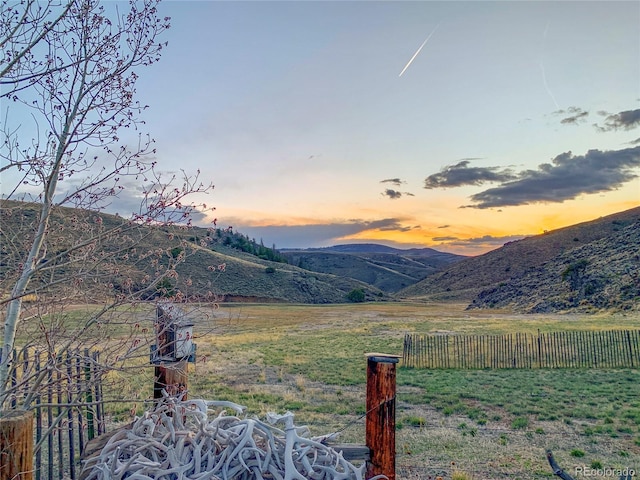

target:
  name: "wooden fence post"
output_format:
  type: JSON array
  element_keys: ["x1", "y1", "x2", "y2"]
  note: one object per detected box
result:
[
  {"x1": 0, "y1": 410, "x2": 33, "y2": 480},
  {"x1": 152, "y1": 302, "x2": 195, "y2": 400},
  {"x1": 365, "y1": 353, "x2": 399, "y2": 480},
  {"x1": 154, "y1": 361, "x2": 189, "y2": 400}
]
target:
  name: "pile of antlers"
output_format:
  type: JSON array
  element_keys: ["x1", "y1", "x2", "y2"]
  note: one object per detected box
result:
[{"x1": 81, "y1": 397, "x2": 384, "y2": 480}]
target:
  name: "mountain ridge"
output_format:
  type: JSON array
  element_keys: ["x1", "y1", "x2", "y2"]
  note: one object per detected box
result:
[
  {"x1": 468, "y1": 218, "x2": 640, "y2": 312},
  {"x1": 2, "y1": 199, "x2": 638, "y2": 311},
  {"x1": 280, "y1": 244, "x2": 464, "y2": 293},
  {"x1": 398, "y1": 206, "x2": 640, "y2": 312},
  {"x1": 0, "y1": 200, "x2": 388, "y2": 304},
  {"x1": 283, "y1": 243, "x2": 454, "y2": 256}
]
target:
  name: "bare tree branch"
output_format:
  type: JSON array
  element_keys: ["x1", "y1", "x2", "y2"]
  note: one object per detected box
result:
[{"x1": 0, "y1": 0, "x2": 215, "y2": 412}]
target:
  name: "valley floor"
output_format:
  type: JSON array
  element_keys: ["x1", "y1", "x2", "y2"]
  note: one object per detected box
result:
[{"x1": 97, "y1": 302, "x2": 639, "y2": 479}]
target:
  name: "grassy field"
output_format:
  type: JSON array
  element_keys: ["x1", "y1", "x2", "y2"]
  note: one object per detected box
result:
[{"x1": 103, "y1": 302, "x2": 639, "y2": 479}]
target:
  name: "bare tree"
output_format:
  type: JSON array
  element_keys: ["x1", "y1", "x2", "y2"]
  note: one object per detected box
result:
[
  {"x1": 0, "y1": 0, "x2": 214, "y2": 412},
  {"x1": 0, "y1": 0, "x2": 74, "y2": 97}
]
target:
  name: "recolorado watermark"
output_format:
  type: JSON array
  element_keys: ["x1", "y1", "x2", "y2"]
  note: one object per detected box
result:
[{"x1": 575, "y1": 465, "x2": 636, "y2": 477}]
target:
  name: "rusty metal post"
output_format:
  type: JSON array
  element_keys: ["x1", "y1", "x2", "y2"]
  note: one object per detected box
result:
[{"x1": 365, "y1": 353, "x2": 399, "y2": 480}]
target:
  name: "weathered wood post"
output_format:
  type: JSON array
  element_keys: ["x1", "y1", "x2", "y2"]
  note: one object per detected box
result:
[
  {"x1": 0, "y1": 410, "x2": 33, "y2": 480},
  {"x1": 151, "y1": 302, "x2": 196, "y2": 400},
  {"x1": 365, "y1": 353, "x2": 399, "y2": 480}
]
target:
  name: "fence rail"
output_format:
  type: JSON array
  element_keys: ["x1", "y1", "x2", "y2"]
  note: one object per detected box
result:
[
  {"x1": 4, "y1": 348, "x2": 106, "y2": 480},
  {"x1": 402, "y1": 330, "x2": 640, "y2": 369}
]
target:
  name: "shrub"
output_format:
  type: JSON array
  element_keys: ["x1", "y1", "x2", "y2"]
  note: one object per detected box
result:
[
  {"x1": 346, "y1": 288, "x2": 365, "y2": 303},
  {"x1": 583, "y1": 282, "x2": 596, "y2": 296},
  {"x1": 265, "y1": 266, "x2": 276, "y2": 274},
  {"x1": 561, "y1": 259, "x2": 589, "y2": 281}
]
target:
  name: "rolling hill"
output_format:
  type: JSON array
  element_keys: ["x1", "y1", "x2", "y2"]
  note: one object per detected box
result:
[
  {"x1": 3, "y1": 199, "x2": 638, "y2": 312},
  {"x1": 280, "y1": 244, "x2": 464, "y2": 293},
  {"x1": 468, "y1": 218, "x2": 640, "y2": 312},
  {"x1": 0, "y1": 200, "x2": 387, "y2": 304},
  {"x1": 398, "y1": 206, "x2": 640, "y2": 312}
]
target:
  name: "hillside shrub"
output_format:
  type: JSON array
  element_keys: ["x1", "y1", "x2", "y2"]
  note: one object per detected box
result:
[
  {"x1": 346, "y1": 288, "x2": 365, "y2": 303},
  {"x1": 561, "y1": 259, "x2": 589, "y2": 281}
]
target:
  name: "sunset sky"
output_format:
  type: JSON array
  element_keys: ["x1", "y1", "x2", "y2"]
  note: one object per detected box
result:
[{"x1": 4, "y1": 1, "x2": 640, "y2": 256}]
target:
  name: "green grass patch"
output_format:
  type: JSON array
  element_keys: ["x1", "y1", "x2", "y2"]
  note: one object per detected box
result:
[
  {"x1": 398, "y1": 367, "x2": 640, "y2": 434},
  {"x1": 511, "y1": 417, "x2": 529, "y2": 430},
  {"x1": 399, "y1": 415, "x2": 426, "y2": 428}
]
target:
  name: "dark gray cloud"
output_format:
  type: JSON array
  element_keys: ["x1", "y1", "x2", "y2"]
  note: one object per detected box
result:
[
  {"x1": 380, "y1": 178, "x2": 404, "y2": 186},
  {"x1": 595, "y1": 109, "x2": 640, "y2": 131},
  {"x1": 463, "y1": 147, "x2": 640, "y2": 209},
  {"x1": 381, "y1": 189, "x2": 414, "y2": 199},
  {"x1": 224, "y1": 217, "x2": 414, "y2": 249},
  {"x1": 560, "y1": 108, "x2": 589, "y2": 125},
  {"x1": 553, "y1": 106, "x2": 585, "y2": 115},
  {"x1": 383, "y1": 189, "x2": 403, "y2": 199},
  {"x1": 428, "y1": 233, "x2": 527, "y2": 255},
  {"x1": 368, "y1": 218, "x2": 416, "y2": 232},
  {"x1": 550, "y1": 106, "x2": 592, "y2": 125},
  {"x1": 552, "y1": 106, "x2": 589, "y2": 125},
  {"x1": 440, "y1": 234, "x2": 526, "y2": 247},
  {"x1": 432, "y1": 236, "x2": 458, "y2": 242},
  {"x1": 437, "y1": 224, "x2": 450, "y2": 229},
  {"x1": 208, "y1": 218, "x2": 522, "y2": 255},
  {"x1": 380, "y1": 179, "x2": 414, "y2": 198},
  {"x1": 14, "y1": 179, "x2": 209, "y2": 224},
  {"x1": 424, "y1": 160, "x2": 517, "y2": 189}
]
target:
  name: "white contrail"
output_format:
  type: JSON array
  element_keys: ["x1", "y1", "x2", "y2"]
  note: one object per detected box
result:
[
  {"x1": 540, "y1": 20, "x2": 559, "y2": 109},
  {"x1": 398, "y1": 23, "x2": 440, "y2": 77},
  {"x1": 540, "y1": 61, "x2": 559, "y2": 109}
]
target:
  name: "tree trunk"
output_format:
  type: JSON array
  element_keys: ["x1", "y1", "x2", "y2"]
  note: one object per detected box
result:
[{"x1": 0, "y1": 410, "x2": 34, "y2": 480}]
